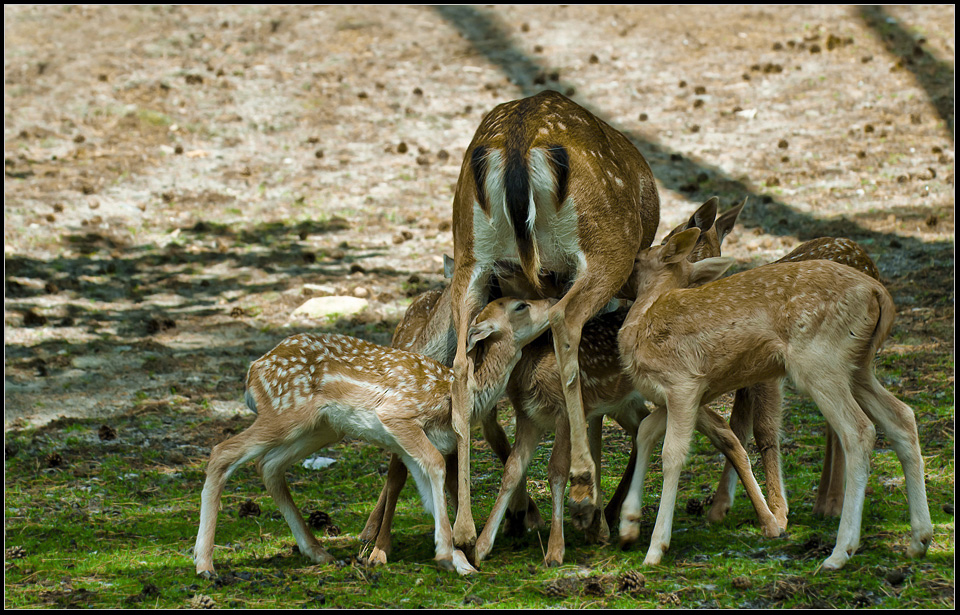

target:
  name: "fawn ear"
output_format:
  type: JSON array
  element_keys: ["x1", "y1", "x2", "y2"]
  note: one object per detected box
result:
[
  {"x1": 689, "y1": 256, "x2": 735, "y2": 286},
  {"x1": 688, "y1": 197, "x2": 718, "y2": 233},
  {"x1": 661, "y1": 227, "x2": 701, "y2": 264},
  {"x1": 466, "y1": 320, "x2": 498, "y2": 354},
  {"x1": 716, "y1": 198, "x2": 746, "y2": 245}
]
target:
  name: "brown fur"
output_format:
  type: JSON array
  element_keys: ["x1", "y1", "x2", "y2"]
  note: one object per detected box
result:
[
  {"x1": 194, "y1": 297, "x2": 555, "y2": 577},
  {"x1": 448, "y1": 90, "x2": 661, "y2": 549},
  {"x1": 617, "y1": 228, "x2": 932, "y2": 570}
]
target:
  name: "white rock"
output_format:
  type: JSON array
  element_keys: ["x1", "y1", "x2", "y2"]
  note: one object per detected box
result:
[
  {"x1": 303, "y1": 456, "x2": 337, "y2": 470},
  {"x1": 290, "y1": 296, "x2": 369, "y2": 321}
]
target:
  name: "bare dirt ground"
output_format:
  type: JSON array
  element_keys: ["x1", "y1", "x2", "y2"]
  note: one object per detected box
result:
[{"x1": 4, "y1": 6, "x2": 953, "y2": 439}]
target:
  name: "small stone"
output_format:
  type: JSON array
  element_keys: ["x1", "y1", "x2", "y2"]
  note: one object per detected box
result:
[
  {"x1": 589, "y1": 53, "x2": 599, "y2": 64},
  {"x1": 397, "y1": 142, "x2": 408, "y2": 154},
  {"x1": 778, "y1": 139, "x2": 789, "y2": 149},
  {"x1": 294, "y1": 295, "x2": 368, "y2": 321},
  {"x1": 884, "y1": 570, "x2": 907, "y2": 586},
  {"x1": 638, "y1": 113, "x2": 648, "y2": 121}
]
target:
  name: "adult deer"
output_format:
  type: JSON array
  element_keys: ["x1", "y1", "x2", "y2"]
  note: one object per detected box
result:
[{"x1": 448, "y1": 90, "x2": 660, "y2": 552}]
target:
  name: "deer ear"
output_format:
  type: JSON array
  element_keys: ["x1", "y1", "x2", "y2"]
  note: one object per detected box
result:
[
  {"x1": 689, "y1": 256, "x2": 735, "y2": 286},
  {"x1": 661, "y1": 227, "x2": 701, "y2": 264},
  {"x1": 716, "y1": 198, "x2": 746, "y2": 245},
  {"x1": 688, "y1": 197, "x2": 718, "y2": 232},
  {"x1": 466, "y1": 321, "x2": 498, "y2": 353},
  {"x1": 443, "y1": 254, "x2": 454, "y2": 279}
]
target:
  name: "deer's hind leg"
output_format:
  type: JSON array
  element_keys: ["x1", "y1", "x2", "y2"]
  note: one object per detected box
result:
[
  {"x1": 360, "y1": 454, "x2": 408, "y2": 565},
  {"x1": 795, "y1": 373, "x2": 875, "y2": 571},
  {"x1": 851, "y1": 371, "x2": 932, "y2": 559},
  {"x1": 258, "y1": 426, "x2": 341, "y2": 566},
  {"x1": 195, "y1": 419, "x2": 277, "y2": 576}
]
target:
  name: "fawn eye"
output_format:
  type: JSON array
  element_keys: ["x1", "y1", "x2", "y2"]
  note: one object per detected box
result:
[{"x1": 514, "y1": 302, "x2": 529, "y2": 312}]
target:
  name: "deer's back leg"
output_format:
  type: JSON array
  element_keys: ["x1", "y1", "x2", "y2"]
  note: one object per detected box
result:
[{"x1": 549, "y1": 260, "x2": 634, "y2": 531}]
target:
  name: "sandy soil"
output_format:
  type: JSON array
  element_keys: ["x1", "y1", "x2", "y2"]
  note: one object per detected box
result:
[{"x1": 4, "y1": 5, "x2": 954, "y2": 430}]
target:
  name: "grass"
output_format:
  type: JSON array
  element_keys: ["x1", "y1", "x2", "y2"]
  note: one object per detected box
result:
[{"x1": 3, "y1": 350, "x2": 954, "y2": 608}]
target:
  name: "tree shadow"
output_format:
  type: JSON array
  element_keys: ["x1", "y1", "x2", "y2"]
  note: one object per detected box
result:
[{"x1": 857, "y1": 5, "x2": 954, "y2": 138}]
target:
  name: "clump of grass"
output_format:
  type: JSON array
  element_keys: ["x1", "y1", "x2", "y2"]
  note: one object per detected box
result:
[{"x1": 3, "y1": 352, "x2": 954, "y2": 608}]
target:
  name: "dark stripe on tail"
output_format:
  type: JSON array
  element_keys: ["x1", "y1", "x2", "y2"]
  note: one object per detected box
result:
[
  {"x1": 504, "y1": 147, "x2": 539, "y2": 289},
  {"x1": 545, "y1": 144, "x2": 570, "y2": 209}
]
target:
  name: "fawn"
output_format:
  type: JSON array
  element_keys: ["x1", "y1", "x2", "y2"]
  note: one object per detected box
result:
[
  {"x1": 194, "y1": 297, "x2": 556, "y2": 577},
  {"x1": 616, "y1": 227, "x2": 933, "y2": 570},
  {"x1": 706, "y1": 236, "x2": 883, "y2": 528}
]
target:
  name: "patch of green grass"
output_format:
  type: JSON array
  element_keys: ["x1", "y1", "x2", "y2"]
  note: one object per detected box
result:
[{"x1": 3, "y1": 348, "x2": 954, "y2": 608}]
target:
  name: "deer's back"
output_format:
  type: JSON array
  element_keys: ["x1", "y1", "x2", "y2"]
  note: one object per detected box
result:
[
  {"x1": 247, "y1": 333, "x2": 453, "y2": 424},
  {"x1": 624, "y1": 261, "x2": 889, "y2": 398}
]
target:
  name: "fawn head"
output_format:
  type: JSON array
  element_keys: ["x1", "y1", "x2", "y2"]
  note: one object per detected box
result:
[
  {"x1": 660, "y1": 197, "x2": 746, "y2": 264},
  {"x1": 629, "y1": 228, "x2": 736, "y2": 302},
  {"x1": 466, "y1": 297, "x2": 556, "y2": 359}
]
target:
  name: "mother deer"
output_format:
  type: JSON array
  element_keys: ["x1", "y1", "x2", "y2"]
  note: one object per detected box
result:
[{"x1": 448, "y1": 90, "x2": 660, "y2": 552}]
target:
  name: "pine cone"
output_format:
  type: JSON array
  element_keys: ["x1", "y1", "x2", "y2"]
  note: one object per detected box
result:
[
  {"x1": 46, "y1": 452, "x2": 64, "y2": 468},
  {"x1": 238, "y1": 499, "x2": 261, "y2": 518},
  {"x1": 659, "y1": 592, "x2": 681, "y2": 606},
  {"x1": 685, "y1": 497, "x2": 704, "y2": 516},
  {"x1": 308, "y1": 510, "x2": 333, "y2": 530},
  {"x1": 582, "y1": 576, "x2": 606, "y2": 597},
  {"x1": 543, "y1": 577, "x2": 578, "y2": 598},
  {"x1": 98, "y1": 424, "x2": 118, "y2": 441},
  {"x1": 542, "y1": 581, "x2": 567, "y2": 598},
  {"x1": 190, "y1": 594, "x2": 216, "y2": 609},
  {"x1": 732, "y1": 576, "x2": 752, "y2": 590},
  {"x1": 324, "y1": 523, "x2": 341, "y2": 537},
  {"x1": 6, "y1": 546, "x2": 26, "y2": 560},
  {"x1": 620, "y1": 570, "x2": 646, "y2": 593}
]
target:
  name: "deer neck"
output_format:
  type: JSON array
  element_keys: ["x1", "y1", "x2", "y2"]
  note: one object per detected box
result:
[
  {"x1": 629, "y1": 273, "x2": 682, "y2": 325},
  {"x1": 468, "y1": 336, "x2": 522, "y2": 421}
]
